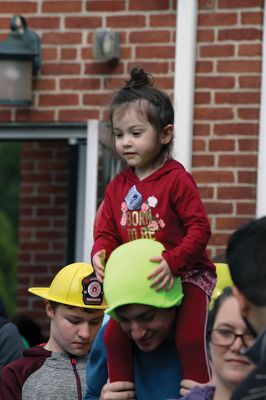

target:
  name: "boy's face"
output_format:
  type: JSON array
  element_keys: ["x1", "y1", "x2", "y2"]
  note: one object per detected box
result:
[
  {"x1": 46, "y1": 302, "x2": 104, "y2": 356},
  {"x1": 115, "y1": 303, "x2": 176, "y2": 352}
]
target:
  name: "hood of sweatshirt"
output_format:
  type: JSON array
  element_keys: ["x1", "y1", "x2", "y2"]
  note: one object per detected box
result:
[{"x1": 121, "y1": 159, "x2": 185, "y2": 185}]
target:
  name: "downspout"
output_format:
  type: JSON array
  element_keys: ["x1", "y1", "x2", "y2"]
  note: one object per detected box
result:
[
  {"x1": 173, "y1": 0, "x2": 198, "y2": 172},
  {"x1": 256, "y1": 0, "x2": 266, "y2": 217}
]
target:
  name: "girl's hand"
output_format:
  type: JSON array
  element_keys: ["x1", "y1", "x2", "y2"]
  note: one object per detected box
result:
[
  {"x1": 147, "y1": 256, "x2": 175, "y2": 291},
  {"x1": 92, "y1": 249, "x2": 106, "y2": 283}
]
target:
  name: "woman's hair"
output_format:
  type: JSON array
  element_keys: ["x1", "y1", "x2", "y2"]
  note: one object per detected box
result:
[
  {"x1": 109, "y1": 67, "x2": 174, "y2": 160},
  {"x1": 207, "y1": 286, "x2": 233, "y2": 332}
]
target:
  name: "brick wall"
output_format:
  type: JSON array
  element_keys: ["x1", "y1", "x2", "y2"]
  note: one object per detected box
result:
[
  {"x1": 17, "y1": 141, "x2": 69, "y2": 332},
  {"x1": 0, "y1": 0, "x2": 263, "y2": 323}
]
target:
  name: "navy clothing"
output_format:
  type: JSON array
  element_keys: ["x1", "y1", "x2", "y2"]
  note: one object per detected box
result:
[
  {"x1": 85, "y1": 324, "x2": 182, "y2": 400},
  {"x1": 0, "y1": 300, "x2": 24, "y2": 372},
  {"x1": 231, "y1": 328, "x2": 266, "y2": 400}
]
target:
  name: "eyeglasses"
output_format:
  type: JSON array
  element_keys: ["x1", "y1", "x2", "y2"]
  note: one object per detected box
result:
[{"x1": 209, "y1": 328, "x2": 256, "y2": 348}]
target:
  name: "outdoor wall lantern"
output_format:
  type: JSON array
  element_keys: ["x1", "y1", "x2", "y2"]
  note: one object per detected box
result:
[
  {"x1": 0, "y1": 15, "x2": 41, "y2": 106},
  {"x1": 93, "y1": 29, "x2": 119, "y2": 65}
]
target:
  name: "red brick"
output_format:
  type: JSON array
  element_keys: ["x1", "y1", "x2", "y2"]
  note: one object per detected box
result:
[
  {"x1": 136, "y1": 46, "x2": 175, "y2": 59},
  {"x1": 194, "y1": 107, "x2": 233, "y2": 120},
  {"x1": 238, "y1": 108, "x2": 259, "y2": 120},
  {"x1": 0, "y1": 17, "x2": 10, "y2": 28},
  {"x1": 42, "y1": 48, "x2": 58, "y2": 61},
  {"x1": 107, "y1": 15, "x2": 145, "y2": 28},
  {"x1": 238, "y1": 44, "x2": 262, "y2": 57},
  {"x1": 216, "y1": 217, "x2": 251, "y2": 230},
  {"x1": 209, "y1": 139, "x2": 235, "y2": 151},
  {"x1": 192, "y1": 139, "x2": 206, "y2": 151},
  {"x1": 86, "y1": 1, "x2": 126, "y2": 11},
  {"x1": 61, "y1": 48, "x2": 77, "y2": 60},
  {"x1": 0, "y1": 1, "x2": 37, "y2": 13},
  {"x1": 198, "y1": 12, "x2": 237, "y2": 26},
  {"x1": 42, "y1": 1, "x2": 82, "y2": 13},
  {"x1": 238, "y1": 171, "x2": 257, "y2": 184},
  {"x1": 28, "y1": 17, "x2": 60, "y2": 29},
  {"x1": 81, "y1": 47, "x2": 93, "y2": 60},
  {"x1": 42, "y1": 32, "x2": 82, "y2": 45},
  {"x1": 215, "y1": 92, "x2": 260, "y2": 104},
  {"x1": 217, "y1": 60, "x2": 261, "y2": 73},
  {"x1": 83, "y1": 94, "x2": 110, "y2": 106},
  {"x1": 0, "y1": 110, "x2": 11, "y2": 121},
  {"x1": 200, "y1": 44, "x2": 235, "y2": 57},
  {"x1": 197, "y1": 29, "x2": 215, "y2": 42},
  {"x1": 153, "y1": 77, "x2": 174, "y2": 90},
  {"x1": 196, "y1": 61, "x2": 214, "y2": 73},
  {"x1": 238, "y1": 138, "x2": 258, "y2": 151},
  {"x1": 193, "y1": 170, "x2": 234, "y2": 183},
  {"x1": 219, "y1": 154, "x2": 257, "y2": 168},
  {"x1": 42, "y1": 63, "x2": 81, "y2": 75},
  {"x1": 237, "y1": 202, "x2": 256, "y2": 215},
  {"x1": 192, "y1": 155, "x2": 214, "y2": 167},
  {"x1": 130, "y1": 30, "x2": 171, "y2": 43},
  {"x1": 16, "y1": 110, "x2": 55, "y2": 122},
  {"x1": 60, "y1": 78, "x2": 100, "y2": 90},
  {"x1": 33, "y1": 79, "x2": 56, "y2": 91},
  {"x1": 129, "y1": 0, "x2": 170, "y2": 10},
  {"x1": 218, "y1": 186, "x2": 256, "y2": 200},
  {"x1": 239, "y1": 76, "x2": 261, "y2": 88},
  {"x1": 194, "y1": 124, "x2": 210, "y2": 136},
  {"x1": 205, "y1": 202, "x2": 233, "y2": 215},
  {"x1": 219, "y1": 0, "x2": 263, "y2": 8},
  {"x1": 242, "y1": 12, "x2": 263, "y2": 25},
  {"x1": 84, "y1": 63, "x2": 123, "y2": 75},
  {"x1": 39, "y1": 94, "x2": 79, "y2": 107},
  {"x1": 214, "y1": 123, "x2": 259, "y2": 135},
  {"x1": 150, "y1": 14, "x2": 176, "y2": 27},
  {"x1": 195, "y1": 92, "x2": 211, "y2": 104},
  {"x1": 65, "y1": 17, "x2": 101, "y2": 29},
  {"x1": 219, "y1": 28, "x2": 262, "y2": 41},
  {"x1": 196, "y1": 76, "x2": 235, "y2": 88}
]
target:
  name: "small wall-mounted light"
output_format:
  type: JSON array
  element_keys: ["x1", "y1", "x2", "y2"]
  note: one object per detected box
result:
[
  {"x1": 93, "y1": 29, "x2": 119, "y2": 65},
  {"x1": 0, "y1": 15, "x2": 41, "y2": 106}
]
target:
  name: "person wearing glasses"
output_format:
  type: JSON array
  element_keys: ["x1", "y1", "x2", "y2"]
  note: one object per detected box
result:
[
  {"x1": 178, "y1": 287, "x2": 255, "y2": 399},
  {"x1": 226, "y1": 217, "x2": 266, "y2": 399}
]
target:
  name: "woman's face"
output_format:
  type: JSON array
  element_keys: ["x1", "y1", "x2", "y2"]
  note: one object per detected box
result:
[{"x1": 210, "y1": 296, "x2": 255, "y2": 390}]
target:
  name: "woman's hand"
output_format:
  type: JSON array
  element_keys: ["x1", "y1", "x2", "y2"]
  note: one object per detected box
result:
[
  {"x1": 100, "y1": 381, "x2": 136, "y2": 399},
  {"x1": 180, "y1": 379, "x2": 206, "y2": 396}
]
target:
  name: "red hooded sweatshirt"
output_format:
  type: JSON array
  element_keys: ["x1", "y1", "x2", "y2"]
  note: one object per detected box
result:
[{"x1": 92, "y1": 159, "x2": 215, "y2": 293}]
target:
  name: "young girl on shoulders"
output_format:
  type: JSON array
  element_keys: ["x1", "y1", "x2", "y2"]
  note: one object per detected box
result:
[{"x1": 92, "y1": 67, "x2": 216, "y2": 385}]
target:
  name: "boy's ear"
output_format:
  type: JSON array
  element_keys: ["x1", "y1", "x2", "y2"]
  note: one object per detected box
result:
[
  {"x1": 232, "y1": 286, "x2": 249, "y2": 317},
  {"x1": 45, "y1": 300, "x2": 55, "y2": 319},
  {"x1": 160, "y1": 124, "x2": 174, "y2": 145}
]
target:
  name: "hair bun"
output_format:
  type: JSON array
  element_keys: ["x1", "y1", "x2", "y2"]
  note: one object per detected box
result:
[{"x1": 126, "y1": 67, "x2": 153, "y2": 88}]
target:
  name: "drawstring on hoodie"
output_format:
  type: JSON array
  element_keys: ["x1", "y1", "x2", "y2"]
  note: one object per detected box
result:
[{"x1": 70, "y1": 356, "x2": 82, "y2": 400}]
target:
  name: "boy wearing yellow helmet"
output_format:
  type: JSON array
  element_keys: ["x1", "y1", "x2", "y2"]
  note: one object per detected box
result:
[{"x1": 0, "y1": 263, "x2": 107, "y2": 400}]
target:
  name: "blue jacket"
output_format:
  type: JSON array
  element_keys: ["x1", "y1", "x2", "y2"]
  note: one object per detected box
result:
[{"x1": 84, "y1": 324, "x2": 182, "y2": 400}]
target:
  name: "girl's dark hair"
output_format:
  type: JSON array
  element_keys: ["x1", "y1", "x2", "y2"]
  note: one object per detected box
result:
[
  {"x1": 207, "y1": 287, "x2": 233, "y2": 332},
  {"x1": 109, "y1": 67, "x2": 174, "y2": 159}
]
